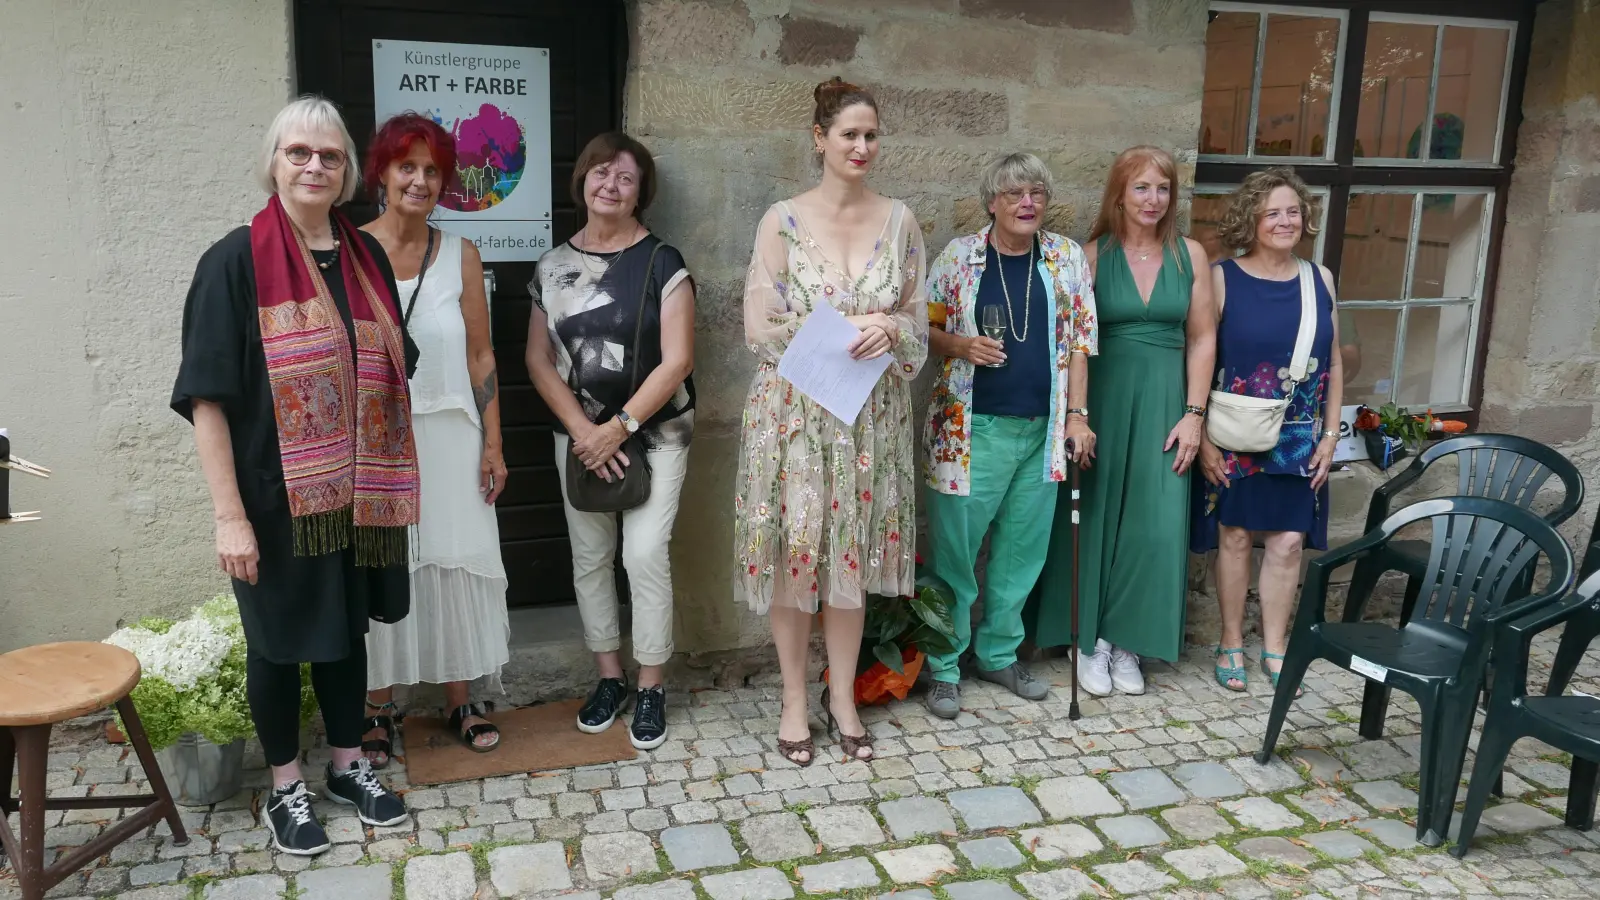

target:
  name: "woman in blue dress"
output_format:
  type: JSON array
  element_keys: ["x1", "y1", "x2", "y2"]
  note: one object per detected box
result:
[{"x1": 1194, "y1": 167, "x2": 1343, "y2": 694}]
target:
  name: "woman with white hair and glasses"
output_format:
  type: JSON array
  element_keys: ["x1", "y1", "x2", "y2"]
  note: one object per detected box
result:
[
  {"x1": 171, "y1": 95, "x2": 414, "y2": 856},
  {"x1": 921, "y1": 152, "x2": 1097, "y2": 719}
]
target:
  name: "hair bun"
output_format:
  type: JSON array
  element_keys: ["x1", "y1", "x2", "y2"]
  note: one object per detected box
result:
[
  {"x1": 811, "y1": 76, "x2": 876, "y2": 131},
  {"x1": 814, "y1": 76, "x2": 861, "y2": 105}
]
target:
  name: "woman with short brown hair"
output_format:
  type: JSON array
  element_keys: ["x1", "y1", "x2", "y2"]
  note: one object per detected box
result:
[{"x1": 526, "y1": 131, "x2": 695, "y2": 749}]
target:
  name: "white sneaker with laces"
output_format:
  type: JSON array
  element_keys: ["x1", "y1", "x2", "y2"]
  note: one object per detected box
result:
[
  {"x1": 1078, "y1": 639, "x2": 1113, "y2": 697},
  {"x1": 1109, "y1": 645, "x2": 1146, "y2": 695}
]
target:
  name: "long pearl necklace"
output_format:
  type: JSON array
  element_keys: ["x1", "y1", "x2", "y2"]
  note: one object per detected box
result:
[{"x1": 994, "y1": 237, "x2": 1034, "y2": 344}]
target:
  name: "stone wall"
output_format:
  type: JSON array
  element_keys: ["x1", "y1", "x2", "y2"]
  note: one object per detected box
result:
[
  {"x1": 0, "y1": 0, "x2": 294, "y2": 652},
  {"x1": 3, "y1": 0, "x2": 1591, "y2": 669},
  {"x1": 1479, "y1": 0, "x2": 1600, "y2": 553},
  {"x1": 625, "y1": 0, "x2": 1210, "y2": 658}
]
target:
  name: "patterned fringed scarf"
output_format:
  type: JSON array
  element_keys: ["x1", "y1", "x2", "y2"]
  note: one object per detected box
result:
[{"x1": 251, "y1": 195, "x2": 419, "y2": 566}]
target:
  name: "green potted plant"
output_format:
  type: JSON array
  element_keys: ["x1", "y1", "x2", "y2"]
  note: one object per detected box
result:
[
  {"x1": 104, "y1": 595, "x2": 316, "y2": 806},
  {"x1": 825, "y1": 568, "x2": 960, "y2": 705},
  {"x1": 1356, "y1": 402, "x2": 1434, "y2": 471}
]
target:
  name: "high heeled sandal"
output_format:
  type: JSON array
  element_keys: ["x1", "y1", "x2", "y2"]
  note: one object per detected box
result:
[
  {"x1": 450, "y1": 702, "x2": 501, "y2": 753},
  {"x1": 1260, "y1": 651, "x2": 1303, "y2": 698},
  {"x1": 363, "y1": 701, "x2": 402, "y2": 769},
  {"x1": 820, "y1": 686, "x2": 874, "y2": 762},
  {"x1": 1214, "y1": 646, "x2": 1247, "y2": 693},
  {"x1": 777, "y1": 735, "x2": 816, "y2": 767}
]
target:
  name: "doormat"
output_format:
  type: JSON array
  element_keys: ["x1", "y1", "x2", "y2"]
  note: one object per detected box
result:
[{"x1": 400, "y1": 699, "x2": 636, "y2": 786}]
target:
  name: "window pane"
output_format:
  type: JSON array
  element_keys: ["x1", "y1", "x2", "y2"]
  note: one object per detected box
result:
[
  {"x1": 1342, "y1": 308, "x2": 1399, "y2": 407},
  {"x1": 1434, "y1": 26, "x2": 1510, "y2": 163},
  {"x1": 1395, "y1": 305, "x2": 1474, "y2": 408},
  {"x1": 1339, "y1": 193, "x2": 1414, "y2": 300},
  {"x1": 1355, "y1": 22, "x2": 1437, "y2": 159},
  {"x1": 1200, "y1": 12, "x2": 1259, "y2": 156},
  {"x1": 1190, "y1": 190, "x2": 1321, "y2": 264},
  {"x1": 1410, "y1": 193, "x2": 1487, "y2": 299},
  {"x1": 1256, "y1": 14, "x2": 1341, "y2": 158}
]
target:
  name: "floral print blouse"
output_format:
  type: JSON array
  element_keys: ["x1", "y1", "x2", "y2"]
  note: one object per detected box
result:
[
  {"x1": 924, "y1": 226, "x2": 1098, "y2": 496},
  {"x1": 733, "y1": 199, "x2": 928, "y2": 614}
]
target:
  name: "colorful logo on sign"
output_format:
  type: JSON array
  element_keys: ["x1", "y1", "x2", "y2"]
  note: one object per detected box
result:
[{"x1": 440, "y1": 103, "x2": 526, "y2": 212}]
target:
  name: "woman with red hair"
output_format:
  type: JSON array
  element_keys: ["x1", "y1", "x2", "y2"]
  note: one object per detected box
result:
[
  {"x1": 360, "y1": 112, "x2": 510, "y2": 759},
  {"x1": 1032, "y1": 146, "x2": 1216, "y2": 696}
]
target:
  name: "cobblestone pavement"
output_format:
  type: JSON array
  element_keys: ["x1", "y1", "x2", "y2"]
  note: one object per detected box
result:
[{"x1": 5, "y1": 633, "x2": 1598, "y2": 900}]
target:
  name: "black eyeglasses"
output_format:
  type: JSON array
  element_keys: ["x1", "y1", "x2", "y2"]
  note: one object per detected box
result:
[{"x1": 279, "y1": 144, "x2": 347, "y2": 170}]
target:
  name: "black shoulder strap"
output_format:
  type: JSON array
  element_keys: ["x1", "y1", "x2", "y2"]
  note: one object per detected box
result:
[
  {"x1": 628, "y1": 241, "x2": 666, "y2": 395},
  {"x1": 402, "y1": 226, "x2": 437, "y2": 329}
]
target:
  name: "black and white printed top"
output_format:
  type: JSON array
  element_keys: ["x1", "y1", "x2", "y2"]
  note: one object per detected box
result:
[{"x1": 530, "y1": 234, "x2": 696, "y2": 451}]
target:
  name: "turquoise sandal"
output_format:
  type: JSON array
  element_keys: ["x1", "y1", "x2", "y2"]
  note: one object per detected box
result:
[
  {"x1": 1260, "y1": 651, "x2": 1303, "y2": 698},
  {"x1": 1214, "y1": 646, "x2": 1247, "y2": 692}
]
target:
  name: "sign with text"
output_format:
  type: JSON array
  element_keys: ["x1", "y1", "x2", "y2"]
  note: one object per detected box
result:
[
  {"x1": 372, "y1": 39, "x2": 552, "y2": 261},
  {"x1": 1334, "y1": 404, "x2": 1368, "y2": 463}
]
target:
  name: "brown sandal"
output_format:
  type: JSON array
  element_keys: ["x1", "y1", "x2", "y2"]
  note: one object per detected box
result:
[
  {"x1": 821, "y1": 687, "x2": 874, "y2": 762},
  {"x1": 777, "y1": 736, "x2": 816, "y2": 767}
]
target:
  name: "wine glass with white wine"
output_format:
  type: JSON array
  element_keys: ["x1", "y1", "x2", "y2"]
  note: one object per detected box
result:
[{"x1": 980, "y1": 305, "x2": 1007, "y2": 368}]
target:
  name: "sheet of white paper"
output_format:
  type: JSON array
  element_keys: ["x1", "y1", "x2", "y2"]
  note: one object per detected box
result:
[{"x1": 777, "y1": 302, "x2": 892, "y2": 424}]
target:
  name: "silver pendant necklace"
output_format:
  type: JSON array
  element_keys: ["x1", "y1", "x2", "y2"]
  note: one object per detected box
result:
[{"x1": 575, "y1": 222, "x2": 640, "y2": 279}]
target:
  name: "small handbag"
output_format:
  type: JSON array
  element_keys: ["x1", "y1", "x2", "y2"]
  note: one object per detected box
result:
[
  {"x1": 1205, "y1": 258, "x2": 1318, "y2": 453},
  {"x1": 563, "y1": 243, "x2": 662, "y2": 513}
]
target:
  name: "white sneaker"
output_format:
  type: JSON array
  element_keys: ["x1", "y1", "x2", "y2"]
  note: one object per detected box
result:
[
  {"x1": 1078, "y1": 639, "x2": 1113, "y2": 697},
  {"x1": 1109, "y1": 646, "x2": 1146, "y2": 695}
]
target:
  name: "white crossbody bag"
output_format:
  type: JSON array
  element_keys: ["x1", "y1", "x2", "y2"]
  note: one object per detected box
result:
[{"x1": 1205, "y1": 259, "x2": 1317, "y2": 453}]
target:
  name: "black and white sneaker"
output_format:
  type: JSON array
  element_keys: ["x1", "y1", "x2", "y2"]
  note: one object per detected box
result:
[
  {"x1": 324, "y1": 758, "x2": 408, "y2": 827},
  {"x1": 630, "y1": 686, "x2": 668, "y2": 750},
  {"x1": 263, "y1": 780, "x2": 331, "y2": 856},
  {"x1": 577, "y1": 677, "x2": 629, "y2": 734}
]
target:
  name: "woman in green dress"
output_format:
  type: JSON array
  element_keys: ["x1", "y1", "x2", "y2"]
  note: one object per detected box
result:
[{"x1": 1032, "y1": 146, "x2": 1216, "y2": 695}]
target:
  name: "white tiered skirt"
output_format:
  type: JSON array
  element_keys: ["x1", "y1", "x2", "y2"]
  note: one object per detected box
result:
[{"x1": 367, "y1": 408, "x2": 510, "y2": 690}]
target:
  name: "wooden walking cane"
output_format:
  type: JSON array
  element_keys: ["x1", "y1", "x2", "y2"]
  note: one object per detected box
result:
[{"x1": 1066, "y1": 437, "x2": 1083, "y2": 721}]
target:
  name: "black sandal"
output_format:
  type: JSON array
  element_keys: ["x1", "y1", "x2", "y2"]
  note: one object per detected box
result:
[
  {"x1": 363, "y1": 701, "x2": 401, "y2": 770},
  {"x1": 450, "y1": 702, "x2": 500, "y2": 753}
]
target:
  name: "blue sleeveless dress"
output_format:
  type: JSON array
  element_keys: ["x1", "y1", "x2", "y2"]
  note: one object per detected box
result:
[{"x1": 1191, "y1": 259, "x2": 1334, "y2": 551}]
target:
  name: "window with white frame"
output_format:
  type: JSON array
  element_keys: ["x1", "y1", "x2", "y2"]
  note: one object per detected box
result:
[{"x1": 1194, "y1": 0, "x2": 1532, "y2": 419}]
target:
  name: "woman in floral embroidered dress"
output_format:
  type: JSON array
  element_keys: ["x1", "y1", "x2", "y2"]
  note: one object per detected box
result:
[{"x1": 733, "y1": 78, "x2": 928, "y2": 767}]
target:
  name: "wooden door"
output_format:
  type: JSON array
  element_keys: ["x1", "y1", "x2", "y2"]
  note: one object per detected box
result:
[{"x1": 295, "y1": 0, "x2": 626, "y2": 607}]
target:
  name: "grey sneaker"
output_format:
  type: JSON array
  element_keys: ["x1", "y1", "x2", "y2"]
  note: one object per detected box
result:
[
  {"x1": 926, "y1": 681, "x2": 961, "y2": 719},
  {"x1": 976, "y1": 661, "x2": 1050, "y2": 701}
]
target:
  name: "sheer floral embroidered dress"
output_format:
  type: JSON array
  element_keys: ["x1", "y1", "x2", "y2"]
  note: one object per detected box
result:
[{"x1": 734, "y1": 198, "x2": 929, "y2": 614}]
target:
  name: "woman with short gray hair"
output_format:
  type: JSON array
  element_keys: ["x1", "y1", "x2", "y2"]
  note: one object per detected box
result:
[
  {"x1": 921, "y1": 151, "x2": 1098, "y2": 718},
  {"x1": 172, "y1": 95, "x2": 414, "y2": 856}
]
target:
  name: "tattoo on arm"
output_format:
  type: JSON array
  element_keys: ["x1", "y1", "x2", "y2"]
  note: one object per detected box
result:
[{"x1": 473, "y1": 370, "x2": 498, "y2": 415}]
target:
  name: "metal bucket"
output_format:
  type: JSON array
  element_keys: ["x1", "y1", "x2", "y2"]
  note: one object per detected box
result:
[{"x1": 156, "y1": 733, "x2": 246, "y2": 807}]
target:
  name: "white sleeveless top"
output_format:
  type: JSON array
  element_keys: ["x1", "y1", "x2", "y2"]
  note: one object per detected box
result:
[{"x1": 400, "y1": 232, "x2": 479, "y2": 425}]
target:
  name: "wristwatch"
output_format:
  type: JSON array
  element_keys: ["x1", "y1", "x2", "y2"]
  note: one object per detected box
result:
[
  {"x1": 616, "y1": 410, "x2": 640, "y2": 435},
  {"x1": 1067, "y1": 407, "x2": 1090, "y2": 419}
]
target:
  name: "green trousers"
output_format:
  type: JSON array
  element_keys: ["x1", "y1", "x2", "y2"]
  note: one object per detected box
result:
[{"x1": 924, "y1": 414, "x2": 1058, "y2": 683}]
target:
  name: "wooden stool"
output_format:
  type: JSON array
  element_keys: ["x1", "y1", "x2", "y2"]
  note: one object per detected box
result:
[{"x1": 0, "y1": 642, "x2": 188, "y2": 900}]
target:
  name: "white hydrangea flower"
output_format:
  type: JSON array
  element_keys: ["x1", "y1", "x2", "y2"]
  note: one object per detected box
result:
[
  {"x1": 105, "y1": 626, "x2": 162, "y2": 662},
  {"x1": 104, "y1": 598, "x2": 240, "y2": 692},
  {"x1": 147, "y1": 617, "x2": 233, "y2": 690}
]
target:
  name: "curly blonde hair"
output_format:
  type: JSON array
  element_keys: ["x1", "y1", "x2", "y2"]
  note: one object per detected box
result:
[{"x1": 1217, "y1": 167, "x2": 1321, "y2": 254}]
